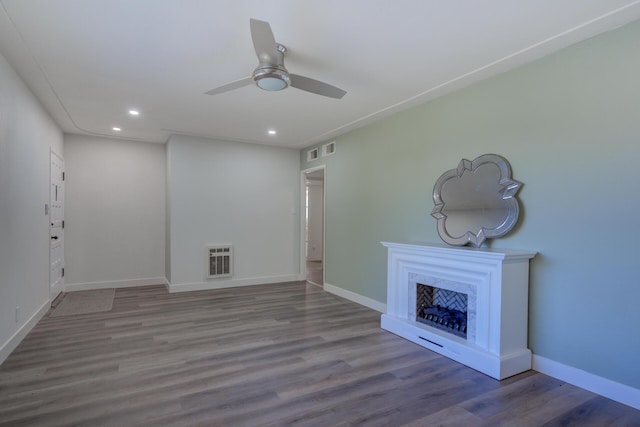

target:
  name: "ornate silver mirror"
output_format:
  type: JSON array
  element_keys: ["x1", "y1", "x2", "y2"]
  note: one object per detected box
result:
[{"x1": 431, "y1": 154, "x2": 522, "y2": 247}]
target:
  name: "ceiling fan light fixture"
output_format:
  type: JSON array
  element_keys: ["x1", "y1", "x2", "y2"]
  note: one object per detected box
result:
[
  {"x1": 256, "y1": 76, "x2": 287, "y2": 91},
  {"x1": 254, "y1": 67, "x2": 290, "y2": 91}
]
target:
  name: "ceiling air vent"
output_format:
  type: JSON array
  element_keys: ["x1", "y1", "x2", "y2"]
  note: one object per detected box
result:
[
  {"x1": 207, "y1": 245, "x2": 233, "y2": 278},
  {"x1": 322, "y1": 141, "x2": 336, "y2": 157}
]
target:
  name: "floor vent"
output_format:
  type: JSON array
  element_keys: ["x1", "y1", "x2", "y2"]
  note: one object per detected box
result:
[{"x1": 207, "y1": 245, "x2": 233, "y2": 278}]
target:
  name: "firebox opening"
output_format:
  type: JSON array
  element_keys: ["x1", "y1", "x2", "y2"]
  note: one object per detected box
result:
[{"x1": 416, "y1": 283, "x2": 468, "y2": 338}]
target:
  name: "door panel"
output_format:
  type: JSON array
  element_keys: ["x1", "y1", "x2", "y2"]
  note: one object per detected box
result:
[{"x1": 50, "y1": 150, "x2": 64, "y2": 299}]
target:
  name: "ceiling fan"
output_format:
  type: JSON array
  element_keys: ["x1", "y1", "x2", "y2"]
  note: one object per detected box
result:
[{"x1": 205, "y1": 19, "x2": 346, "y2": 99}]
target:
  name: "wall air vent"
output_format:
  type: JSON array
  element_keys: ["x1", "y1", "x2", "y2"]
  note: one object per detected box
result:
[
  {"x1": 207, "y1": 245, "x2": 233, "y2": 278},
  {"x1": 307, "y1": 147, "x2": 319, "y2": 162},
  {"x1": 322, "y1": 141, "x2": 336, "y2": 157}
]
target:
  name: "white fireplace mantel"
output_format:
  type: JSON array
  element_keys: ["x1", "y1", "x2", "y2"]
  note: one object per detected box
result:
[{"x1": 380, "y1": 241, "x2": 536, "y2": 380}]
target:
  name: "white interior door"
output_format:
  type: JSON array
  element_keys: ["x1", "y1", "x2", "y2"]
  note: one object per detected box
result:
[{"x1": 50, "y1": 150, "x2": 65, "y2": 299}]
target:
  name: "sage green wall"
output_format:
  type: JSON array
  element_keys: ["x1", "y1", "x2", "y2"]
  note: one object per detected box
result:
[{"x1": 301, "y1": 20, "x2": 640, "y2": 389}]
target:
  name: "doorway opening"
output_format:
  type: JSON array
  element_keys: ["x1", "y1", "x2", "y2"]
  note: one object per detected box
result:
[{"x1": 302, "y1": 167, "x2": 324, "y2": 286}]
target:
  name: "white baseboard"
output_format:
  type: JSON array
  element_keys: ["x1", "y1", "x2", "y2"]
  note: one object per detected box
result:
[
  {"x1": 533, "y1": 354, "x2": 640, "y2": 410},
  {"x1": 64, "y1": 276, "x2": 168, "y2": 292},
  {"x1": 323, "y1": 282, "x2": 387, "y2": 313},
  {"x1": 167, "y1": 274, "x2": 301, "y2": 293},
  {"x1": 0, "y1": 300, "x2": 50, "y2": 366}
]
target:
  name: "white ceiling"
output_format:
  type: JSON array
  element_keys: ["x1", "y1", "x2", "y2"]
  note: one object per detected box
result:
[{"x1": 1, "y1": 1, "x2": 640, "y2": 149}]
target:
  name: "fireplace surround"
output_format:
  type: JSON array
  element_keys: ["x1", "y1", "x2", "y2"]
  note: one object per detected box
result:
[{"x1": 381, "y1": 241, "x2": 536, "y2": 379}]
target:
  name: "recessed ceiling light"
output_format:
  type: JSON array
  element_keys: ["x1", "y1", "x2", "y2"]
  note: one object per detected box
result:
[
  {"x1": 267, "y1": 129, "x2": 277, "y2": 135},
  {"x1": 128, "y1": 109, "x2": 140, "y2": 116},
  {"x1": 112, "y1": 127, "x2": 121, "y2": 131}
]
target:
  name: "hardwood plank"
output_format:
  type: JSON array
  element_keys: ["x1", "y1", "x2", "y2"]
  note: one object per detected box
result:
[
  {"x1": 542, "y1": 395, "x2": 640, "y2": 427},
  {"x1": 399, "y1": 405, "x2": 483, "y2": 427},
  {"x1": 477, "y1": 381, "x2": 596, "y2": 426},
  {"x1": 0, "y1": 281, "x2": 638, "y2": 426}
]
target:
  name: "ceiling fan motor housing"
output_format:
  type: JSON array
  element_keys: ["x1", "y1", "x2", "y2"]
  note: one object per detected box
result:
[{"x1": 253, "y1": 44, "x2": 290, "y2": 91}]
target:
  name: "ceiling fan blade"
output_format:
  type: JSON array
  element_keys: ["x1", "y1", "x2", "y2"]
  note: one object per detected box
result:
[
  {"x1": 205, "y1": 77, "x2": 253, "y2": 96},
  {"x1": 290, "y1": 74, "x2": 346, "y2": 99},
  {"x1": 250, "y1": 19, "x2": 279, "y2": 64}
]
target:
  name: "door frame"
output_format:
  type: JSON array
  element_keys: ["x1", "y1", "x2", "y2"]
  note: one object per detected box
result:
[{"x1": 300, "y1": 165, "x2": 326, "y2": 285}]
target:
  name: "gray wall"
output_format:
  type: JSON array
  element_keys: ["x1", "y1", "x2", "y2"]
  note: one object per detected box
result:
[
  {"x1": 0, "y1": 51, "x2": 63, "y2": 359},
  {"x1": 301, "y1": 20, "x2": 640, "y2": 389},
  {"x1": 167, "y1": 134, "x2": 301, "y2": 289},
  {"x1": 64, "y1": 132, "x2": 301, "y2": 291},
  {"x1": 64, "y1": 135, "x2": 166, "y2": 289}
]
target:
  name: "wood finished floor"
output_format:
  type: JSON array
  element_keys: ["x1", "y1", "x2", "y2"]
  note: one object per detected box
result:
[
  {"x1": 1, "y1": 282, "x2": 638, "y2": 426},
  {"x1": 306, "y1": 260, "x2": 323, "y2": 286}
]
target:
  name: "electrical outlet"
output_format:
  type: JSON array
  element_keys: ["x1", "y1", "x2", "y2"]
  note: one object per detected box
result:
[{"x1": 15, "y1": 306, "x2": 20, "y2": 323}]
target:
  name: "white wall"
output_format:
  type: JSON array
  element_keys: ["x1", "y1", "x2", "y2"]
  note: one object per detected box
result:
[
  {"x1": 64, "y1": 135, "x2": 166, "y2": 290},
  {"x1": 167, "y1": 135, "x2": 301, "y2": 290},
  {"x1": 0, "y1": 51, "x2": 63, "y2": 362}
]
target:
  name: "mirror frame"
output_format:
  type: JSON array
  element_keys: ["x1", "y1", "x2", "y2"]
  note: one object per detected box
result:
[{"x1": 431, "y1": 154, "x2": 522, "y2": 247}]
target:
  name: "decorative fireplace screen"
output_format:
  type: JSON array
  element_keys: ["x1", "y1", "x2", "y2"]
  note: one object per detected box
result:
[{"x1": 416, "y1": 283, "x2": 468, "y2": 338}]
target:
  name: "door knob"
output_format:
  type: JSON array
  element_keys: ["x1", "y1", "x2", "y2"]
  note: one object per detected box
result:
[{"x1": 51, "y1": 236, "x2": 58, "y2": 240}]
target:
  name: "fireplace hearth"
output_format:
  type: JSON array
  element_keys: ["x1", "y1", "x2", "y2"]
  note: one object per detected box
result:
[{"x1": 381, "y1": 242, "x2": 536, "y2": 380}]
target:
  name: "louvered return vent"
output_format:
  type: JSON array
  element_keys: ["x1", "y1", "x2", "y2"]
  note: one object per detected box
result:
[{"x1": 207, "y1": 245, "x2": 233, "y2": 278}]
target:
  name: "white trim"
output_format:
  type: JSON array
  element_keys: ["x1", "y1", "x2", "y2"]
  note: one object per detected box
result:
[
  {"x1": 533, "y1": 354, "x2": 640, "y2": 410},
  {"x1": 64, "y1": 276, "x2": 168, "y2": 292},
  {"x1": 0, "y1": 300, "x2": 50, "y2": 366},
  {"x1": 323, "y1": 282, "x2": 386, "y2": 313},
  {"x1": 167, "y1": 274, "x2": 302, "y2": 293}
]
